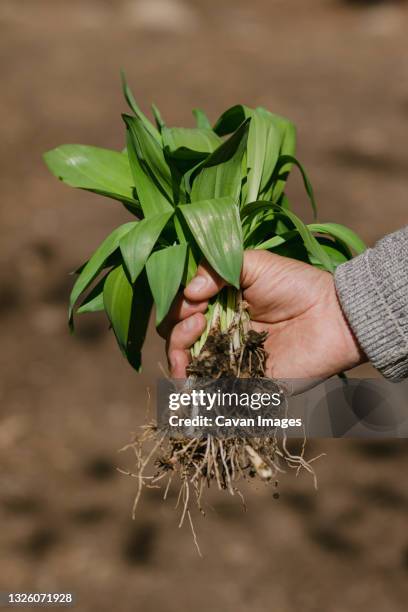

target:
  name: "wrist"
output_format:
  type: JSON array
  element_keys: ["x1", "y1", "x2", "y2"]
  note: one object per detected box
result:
[{"x1": 329, "y1": 275, "x2": 367, "y2": 373}]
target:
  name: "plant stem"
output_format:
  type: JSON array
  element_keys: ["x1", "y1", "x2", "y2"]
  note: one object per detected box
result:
[{"x1": 191, "y1": 287, "x2": 241, "y2": 359}]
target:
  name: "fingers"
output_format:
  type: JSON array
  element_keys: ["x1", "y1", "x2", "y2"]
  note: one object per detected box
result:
[
  {"x1": 158, "y1": 292, "x2": 208, "y2": 339},
  {"x1": 184, "y1": 251, "x2": 275, "y2": 304},
  {"x1": 167, "y1": 313, "x2": 207, "y2": 377},
  {"x1": 184, "y1": 262, "x2": 226, "y2": 302},
  {"x1": 161, "y1": 251, "x2": 286, "y2": 378}
]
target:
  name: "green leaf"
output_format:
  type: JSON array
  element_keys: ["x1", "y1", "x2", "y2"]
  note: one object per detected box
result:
[
  {"x1": 77, "y1": 292, "x2": 104, "y2": 314},
  {"x1": 103, "y1": 265, "x2": 152, "y2": 371},
  {"x1": 76, "y1": 276, "x2": 106, "y2": 314},
  {"x1": 310, "y1": 239, "x2": 350, "y2": 269},
  {"x1": 252, "y1": 111, "x2": 296, "y2": 202},
  {"x1": 178, "y1": 197, "x2": 243, "y2": 288},
  {"x1": 190, "y1": 119, "x2": 250, "y2": 202},
  {"x1": 254, "y1": 230, "x2": 297, "y2": 251},
  {"x1": 161, "y1": 127, "x2": 223, "y2": 203},
  {"x1": 146, "y1": 244, "x2": 187, "y2": 325},
  {"x1": 127, "y1": 272, "x2": 153, "y2": 371},
  {"x1": 43, "y1": 145, "x2": 140, "y2": 211},
  {"x1": 123, "y1": 114, "x2": 174, "y2": 205},
  {"x1": 121, "y1": 71, "x2": 161, "y2": 143},
  {"x1": 307, "y1": 223, "x2": 366, "y2": 255},
  {"x1": 273, "y1": 155, "x2": 317, "y2": 217},
  {"x1": 162, "y1": 126, "x2": 222, "y2": 195},
  {"x1": 246, "y1": 108, "x2": 281, "y2": 203},
  {"x1": 183, "y1": 246, "x2": 198, "y2": 285},
  {"x1": 173, "y1": 215, "x2": 199, "y2": 284},
  {"x1": 69, "y1": 222, "x2": 136, "y2": 327},
  {"x1": 125, "y1": 125, "x2": 173, "y2": 218},
  {"x1": 271, "y1": 118, "x2": 296, "y2": 201},
  {"x1": 152, "y1": 104, "x2": 165, "y2": 131},
  {"x1": 120, "y1": 211, "x2": 174, "y2": 282},
  {"x1": 241, "y1": 200, "x2": 333, "y2": 272},
  {"x1": 271, "y1": 235, "x2": 310, "y2": 263},
  {"x1": 213, "y1": 104, "x2": 253, "y2": 136},
  {"x1": 162, "y1": 127, "x2": 222, "y2": 159},
  {"x1": 193, "y1": 108, "x2": 212, "y2": 130},
  {"x1": 71, "y1": 249, "x2": 123, "y2": 278},
  {"x1": 104, "y1": 265, "x2": 132, "y2": 353}
]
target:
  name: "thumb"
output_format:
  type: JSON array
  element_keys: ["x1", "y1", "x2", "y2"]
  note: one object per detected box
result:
[
  {"x1": 184, "y1": 261, "x2": 226, "y2": 301},
  {"x1": 185, "y1": 250, "x2": 277, "y2": 301}
]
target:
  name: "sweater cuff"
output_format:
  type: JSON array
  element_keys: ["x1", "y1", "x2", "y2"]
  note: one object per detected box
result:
[{"x1": 335, "y1": 248, "x2": 408, "y2": 381}]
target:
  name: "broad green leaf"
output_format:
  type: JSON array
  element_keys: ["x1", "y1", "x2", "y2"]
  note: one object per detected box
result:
[
  {"x1": 126, "y1": 271, "x2": 153, "y2": 371},
  {"x1": 308, "y1": 223, "x2": 366, "y2": 255},
  {"x1": 190, "y1": 119, "x2": 250, "y2": 202},
  {"x1": 162, "y1": 127, "x2": 222, "y2": 196},
  {"x1": 246, "y1": 108, "x2": 282, "y2": 203},
  {"x1": 271, "y1": 118, "x2": 296, "y2": 201},
  {"x1": 125, "y1": 127, "x2": 173, "y2": 218},
  {"x1": 43, "y1": 145, "x2": 140, "y2": 211},
  {"x1": 178, "y1": 197, "x2": 243, "y2": 288},
  {"x1": 69, "y1": 222, "x2": 136, "y2": 327},
  {"x1": 193, "y1": 108, "x2": 212, "y2": 130},
  {"x1": 121, "y1": 71, "x2": 161, "y2": 143},
  {"x1": 254, "y1": 226, "x2": 352, "y2": 269},
  {"x1": 162, "y1": 127, "x2": 222, "y2": 159},
  {"x1": 160, "y1": 126, "x2": 218, "y2": 203},
  {"x1": 241, "y1": 200, "x2": 333, "y2": 271},
  {"x1": 104, "y1": 265, "x2": 132, "y2": 352},
  {"x1": 213, "y1": 104, "x2": 253, "y2": 136},
  {"x1": 120, "y1": 211, "x2": 174, "y2": 282},
  {"x1": 103, "y1": 265, "x2": 152, "y2": 371},
  {"x1": 146, "y1": 244, "x2": 187, "y2": 325},
  {"x1": 123, "y1": 114, "x2": 174, "y2": 204},
  {"x1": 76, "y1": 276, "x2": 106, "y2": 314},
  {"x1": 254, "y1": 113, "x2": 296, "y2": 202}
]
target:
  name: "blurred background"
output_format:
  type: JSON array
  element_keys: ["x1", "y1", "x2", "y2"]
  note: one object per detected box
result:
[{"x1": 1, "y1": 0, "x2": 408, "y2": 610}]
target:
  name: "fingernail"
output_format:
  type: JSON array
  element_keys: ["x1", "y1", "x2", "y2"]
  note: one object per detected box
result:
[
  {"x1": 187, "y1": 275, "x2": 207, "y2": 294},
  {"x1": 182, "y1": 298, "x2": 195, "y2": 309}
]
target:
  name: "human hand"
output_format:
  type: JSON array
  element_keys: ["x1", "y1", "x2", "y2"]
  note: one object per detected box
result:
[{"x1": 159, "y1": 250, "x2": 366, "y2": 380}]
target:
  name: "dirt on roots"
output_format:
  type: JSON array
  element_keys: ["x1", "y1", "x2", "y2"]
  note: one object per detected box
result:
[{"x1": 122, "y1": 327, "x2": 323, "y2": 552}]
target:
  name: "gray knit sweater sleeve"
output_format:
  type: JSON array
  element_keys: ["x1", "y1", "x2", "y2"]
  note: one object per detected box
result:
[{"x1": 334, "y1": 226, "x2": 408, "y2": 381}]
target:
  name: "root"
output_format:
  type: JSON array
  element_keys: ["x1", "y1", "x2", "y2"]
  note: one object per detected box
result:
[
  {"x1": 121, "y1": 290, "x2": 323, "y2": 552},
  {"x1": 188, "y1": 510, "x2": 202, "y2": 557},
  {"x1": 121, "y1": 424, "x2": 322, "y2": 537}
]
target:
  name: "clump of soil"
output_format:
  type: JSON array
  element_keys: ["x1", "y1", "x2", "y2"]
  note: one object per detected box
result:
[{"x1": 187, "y1": 329, "x2": 268, "y2": 378}]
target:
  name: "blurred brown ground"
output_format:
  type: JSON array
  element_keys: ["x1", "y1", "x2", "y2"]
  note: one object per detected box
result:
[{"x1": 1, "y1": 1, "x2": 408, "y2": 610}]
